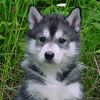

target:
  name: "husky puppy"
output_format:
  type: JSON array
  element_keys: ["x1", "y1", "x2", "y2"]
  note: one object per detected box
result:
[{"x1": 12, "y1": 5, "x2": 84, "y2": 100}]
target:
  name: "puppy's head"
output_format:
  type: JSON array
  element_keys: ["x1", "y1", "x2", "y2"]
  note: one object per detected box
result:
[{"x1": 26, "y1": 6, "x2": 81, "y2": 67}]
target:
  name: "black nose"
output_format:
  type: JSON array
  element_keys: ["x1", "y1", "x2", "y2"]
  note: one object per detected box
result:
[{"x1": 45, "y1": 51, "x2": 54, "y2": 61}]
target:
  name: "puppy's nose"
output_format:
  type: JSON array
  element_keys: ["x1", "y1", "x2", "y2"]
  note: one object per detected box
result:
[{"x1": 45, "y1": 51, "x2": 54, "y2": 61}]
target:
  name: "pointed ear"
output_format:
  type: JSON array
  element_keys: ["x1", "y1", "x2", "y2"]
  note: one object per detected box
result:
[
  {"x1": 66, "y1": 7, "x2": 81, "y2": 32},
  {"x1": 28, "y1": 5, "x2": 43, "y2": 30}
]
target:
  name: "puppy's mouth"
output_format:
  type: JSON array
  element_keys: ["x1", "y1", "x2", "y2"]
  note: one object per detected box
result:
[{"x1": 45, "y1": 59, "x2": 55, "y2": 64}]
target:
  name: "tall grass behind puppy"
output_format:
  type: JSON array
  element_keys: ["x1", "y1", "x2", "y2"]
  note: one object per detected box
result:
[{"x1": 12, "y1": 5, "x2": 84, "y2": 100}]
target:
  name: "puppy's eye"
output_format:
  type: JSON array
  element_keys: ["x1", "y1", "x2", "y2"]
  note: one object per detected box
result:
[
  {"x1": 58, "y1": 38, "x2": 66, "y2": 44},
  {"x1": 39, "y1": 36, "x2": 46, "y2": 42}
]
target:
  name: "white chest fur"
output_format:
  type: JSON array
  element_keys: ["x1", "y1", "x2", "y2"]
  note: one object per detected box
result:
[{"x1": 26, "y1": 80, "x2": 82, "y2": 100}]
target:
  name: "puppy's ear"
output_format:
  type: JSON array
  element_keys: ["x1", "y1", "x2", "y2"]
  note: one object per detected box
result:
[
  {"x1": 66, "y1": 7, "x2": 81, "y2": 32},
  {"x1": 28, "y1": 5, "x2": 43, "y2": 30}
]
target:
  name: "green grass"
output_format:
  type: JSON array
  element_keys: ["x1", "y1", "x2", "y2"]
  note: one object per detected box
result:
[{"x1": 0, "y1": 0, "x2": 100, "y2": 100}]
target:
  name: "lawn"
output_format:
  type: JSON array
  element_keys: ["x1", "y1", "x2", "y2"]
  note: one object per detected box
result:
[{"x1": 0, "y1": 0, "x2": 100, "y2": 100}]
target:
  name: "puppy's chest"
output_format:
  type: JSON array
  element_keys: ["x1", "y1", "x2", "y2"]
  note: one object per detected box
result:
[
  {"x1": 27, "y1": 79, "x2": 81, "y2": 100},
  {"x1": 28, "y1": 80, "x2": 65, "y2": 100},
  {"x1": 42, "y1": 81, "x2": 66, "y2": 99}
]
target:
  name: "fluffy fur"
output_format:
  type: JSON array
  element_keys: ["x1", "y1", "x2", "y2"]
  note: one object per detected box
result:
[{"x1": 12, "y1": 5, "x2": 85, "y2": 100}]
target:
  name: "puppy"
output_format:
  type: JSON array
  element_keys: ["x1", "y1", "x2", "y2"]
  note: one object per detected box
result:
[{"x1": 12, "y1": 5, "x2": 84, "y2": 100}]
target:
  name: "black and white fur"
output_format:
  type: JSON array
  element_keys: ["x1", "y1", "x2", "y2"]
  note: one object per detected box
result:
[{"x1": 12, "y1": 5, "x2": 84, "y2": 100}]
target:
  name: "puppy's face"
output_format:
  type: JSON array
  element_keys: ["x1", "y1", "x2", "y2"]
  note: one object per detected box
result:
[{"x1": 26, "y1": 6, "x2": 81, "y2": 66}]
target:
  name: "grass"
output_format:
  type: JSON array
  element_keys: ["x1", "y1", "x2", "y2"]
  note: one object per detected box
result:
[{"x1": 0, "y1": 0, "x2": 100, "y2": 100}]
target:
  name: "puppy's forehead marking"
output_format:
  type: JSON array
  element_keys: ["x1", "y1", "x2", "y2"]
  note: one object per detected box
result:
[
  {"x1": 43, "y1": 28, "x2": 50, "y2": 38},
  {"x1": 55, "y1": 30, "x2": 63, "y2": 39}
]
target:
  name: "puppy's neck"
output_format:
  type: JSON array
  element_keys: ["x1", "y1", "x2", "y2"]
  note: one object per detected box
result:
[{"x1": 39, "y1": 63, "x2": 61, "y2": 82}]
